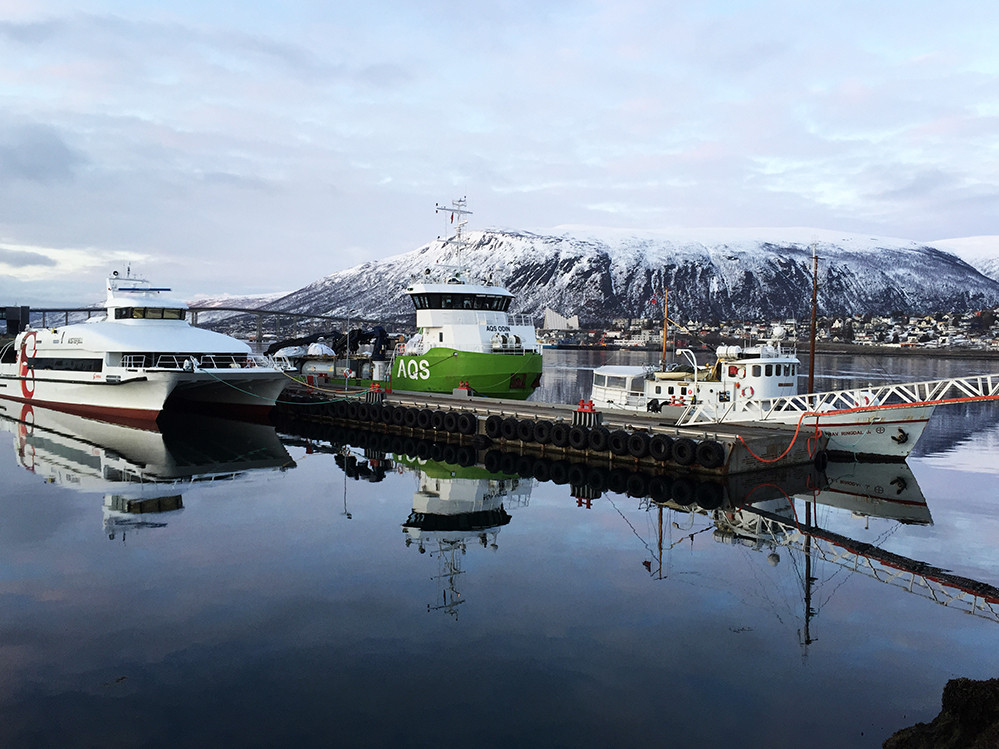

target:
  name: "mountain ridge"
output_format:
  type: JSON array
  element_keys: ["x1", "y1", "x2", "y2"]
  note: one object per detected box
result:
[{"x1": 193, "y1": 228, "x2": 999, "y2": 326}]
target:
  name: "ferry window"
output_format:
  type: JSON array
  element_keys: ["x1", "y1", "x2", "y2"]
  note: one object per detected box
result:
[
  {"x1": 131, "y1": 308, "x2": 144, "y2": 319},
  {"x1": 681, "y1": 387, "x2": 687, "y2": 395},
  {"x1": 593, "y1": 374, "x2": 606, "y2": 387},
  {"x1": 115, "y1": 308, "x2": 129, "y2": 319},
  {"x1": 164, "y1": 309, "x2": 185, "y2": 320},
  {"x1": 765, "y1": 364, "x2": 773, "y2": 377},
  {"x1": 750, "y1": 365, "x2": 760, "y2": 377},
  {"x1": 655, "y1": 385, "x2": 661, "y2": 394},
  {"x1": 728, "y1": 365, "x2": 738, "y2": 377},
  {"x1": 607, "y1": 375, "x2": 627, "y2": 389},
  {"x1": 668, "y1": 386, "x2": 674, "y2": 395},
  {"x1": 629, "y1": 378, "x2": 643, "y2": 393},
  {"x1": 462, "y1": 296, "x2": 474, "y2": 309},
  {"x1": 439, "y1": 332, "x2": 444, "y2": 342}
]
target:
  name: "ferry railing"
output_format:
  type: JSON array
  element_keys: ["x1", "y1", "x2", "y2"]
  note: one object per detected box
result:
[
  {"x1": 680, "y1": 372, "x2": 999, "y2": 426},
  {"x1": 508, "y1": 314, "x2": 535, "y2": 328}
]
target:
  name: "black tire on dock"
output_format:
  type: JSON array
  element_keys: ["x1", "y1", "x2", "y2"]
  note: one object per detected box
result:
[
  {"x1": 402, "y1": 437, "x2": 418, "y2": 456},
  {"x1": 671, "y1": 437, "x2": 697, "y2": 466},
  {"x1": 625, "y1": 472, "x2": 648, "y2": 497},
  {"x1": 379, "y1": 405, "x2": 395, "y2": 424},
  {"x1": 516, "y1": 455, "x2": 534, "y2": 477},
  {"x1": 551, "y1": 422, "x2": 570, "y2": 448},
  {"x1": 608, "y1": 430, "x2": 630, "y2": 456},
  {"x1": 431, "y1": 410, "x2": 446, "y2": 430},
  {"x1": 649, "y1": 434, "x2": 673, "y2": 462},
  {"x1": 627, "y1": 431, "x2": 650, "y2": 459},
  {"x1": 695, "y1": 480, "x2": 724, "y2": 509},
  {"x1": 533, "y1": 420, "x2": 553, "y2": 444},
  {"x1": 671, "y1": 476, "x2": 696, "y2": 505},
  {"x1": 517, "y1": 419, "x2": 535, "y2": 442},
  {"x1": 648, "y1": 475, "x2": 671, "y2": 503},
  {"x1": 607, "y1": 468, "x2": 630, "y2": 494},
  {"x1": 442, "y1": 444, "x2": 458, "y2": 465},
  {"x1": 333, "y1": 400, "x2": 348, "y2": 418},
  {"x1": 457, "y1": 447, "x2": 476, "y2": 468},
  {"x1": 532, "y1": 458, "x2": 552, "y2": 482},
  {"x1": 549, "y1": 460, "x2": 570, "y2": 485},
  {"x1": 392, "y1": 406, "x2": 407, "y2": 426},
  {"x1": 588, "y1": 426, "x2": 610, "y2": 452},
  {"x1": 430, "y1": 443, "x2": 444, "y2": 462},
  {"x1": 500, "y1": 452, "x2": 518, "y2": 475},
  {"x1": 404, "y1": 408, "x2": 419, "y2": 428},
  {"x1": 695, "y1": 440, "x2": 726, "y2": 469},
  {"x1": 485, "y1": 414, "x2": 503, "y2": 439},
  {"x1": 568, "y1": 425, "x2": 589, "y2": 450},
  {"x1": 416, "y1": 408, "x2": 433, "y2": 430},
  {"x1": 586, "y1": 466, "x2": 609, "y2": 492},
  {"x1": 484, "y1": 450, "x2": 502, "y2": 473},
  {"x1": 358, "y1": 403, "x2": 372, "y2": 422},
  {"x1": 458, "y1": 412, "x2": 477, "y2": 435},
  {"x1": 567, "y1": 463, "x2": 587, "y2": 486},
  {"x1": 443, "y1": 411, "x2": 459, "y2": 432},
  {"x1": 500, "y1": 417, "x2": 519, "y2": 440},
  {"x1": 346, "y1": 401, "x2": 360, "y2": 420},
  {"x1": 416, "y1": 439, "x2": 432, "y2": 460}
]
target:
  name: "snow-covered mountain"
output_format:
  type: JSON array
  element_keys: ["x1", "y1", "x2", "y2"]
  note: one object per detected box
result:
[
  {"x1": 930, "y1": 237, "x2": 999, "y2": 282},
  {"x1": 186, "y1": 291, "x2": 290, "y2": 324},
  {"x1": 242, "y1": 228, "x2": 999, "y2": 325}
]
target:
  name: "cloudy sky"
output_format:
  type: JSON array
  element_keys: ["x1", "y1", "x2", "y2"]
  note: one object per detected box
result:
[{"x1": 1, "y1": 0, "x2": 997, "y2": 305}]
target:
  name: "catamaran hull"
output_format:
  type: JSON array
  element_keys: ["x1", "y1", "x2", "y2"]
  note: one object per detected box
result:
[{"x1": 0, "y1": 368, "x2": 288, "y2": 424}]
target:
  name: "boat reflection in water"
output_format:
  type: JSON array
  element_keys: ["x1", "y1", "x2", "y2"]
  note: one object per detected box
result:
[
  {"x1": 400, "y1": 455, "x2": 527, "y2": 618},
  {"x1": 0, "y1": 401, "x2": 295, "y2": 541}
]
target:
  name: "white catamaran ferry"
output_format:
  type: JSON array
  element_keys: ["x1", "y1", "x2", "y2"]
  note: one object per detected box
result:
[{"x1": 0, "y1": 270, "x2": 289, "y2": 423}]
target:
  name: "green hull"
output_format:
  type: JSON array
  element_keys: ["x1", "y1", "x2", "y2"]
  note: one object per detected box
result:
[{"x1": 392, "y1": 348, "x2": 542, "y2": 399}]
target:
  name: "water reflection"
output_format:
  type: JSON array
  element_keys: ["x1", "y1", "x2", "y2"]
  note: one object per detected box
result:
[
  {"x1": 310, "y1": 419, "x2": 999, "y2": 633},
  {"x1": 0, "y1": 402, "x2": 295, "y2": 540}
]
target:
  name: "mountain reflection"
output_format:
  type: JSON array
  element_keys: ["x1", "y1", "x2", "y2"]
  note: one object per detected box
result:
[{"x1": 0, "y1": 403, "x2": 295, "y2": 541}]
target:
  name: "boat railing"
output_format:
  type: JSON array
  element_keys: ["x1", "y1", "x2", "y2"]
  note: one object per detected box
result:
[
  {"x1": 679, "y1": 372, "x2": 999, "y2": 426},
  {"x1": 123, "y1": 353, "x2": 266, "y2": 370}
]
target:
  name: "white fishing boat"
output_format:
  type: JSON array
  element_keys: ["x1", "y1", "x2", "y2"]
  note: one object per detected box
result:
[
  {"x1": 0, "y1": 270, "x2": 289, "y2": 423},
  {"x1": 589, "y1": 327, "x2": 936, "y2": 460}
]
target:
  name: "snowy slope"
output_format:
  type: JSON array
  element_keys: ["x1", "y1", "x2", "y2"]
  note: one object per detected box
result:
[
  {"x1": 251, "y1": 229, "x2": 999, "y2": 324},
  {"x1": 930, "y1": 237, "x2": 999, "y2": 282}
]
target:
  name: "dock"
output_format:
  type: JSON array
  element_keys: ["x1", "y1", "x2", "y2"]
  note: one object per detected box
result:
[{"x1": 274, "y1": 384, "x2": 828, "y2": 476}]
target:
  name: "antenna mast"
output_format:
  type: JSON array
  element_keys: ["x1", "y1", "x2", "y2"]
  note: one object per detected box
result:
[{"x1": 436, "y1": 197, "x2": 473, "y2": 258}]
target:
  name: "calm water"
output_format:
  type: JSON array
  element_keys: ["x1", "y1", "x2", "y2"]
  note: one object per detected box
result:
[{"x1": 2, "y1": 350, "x2": 999, "y2": 747}]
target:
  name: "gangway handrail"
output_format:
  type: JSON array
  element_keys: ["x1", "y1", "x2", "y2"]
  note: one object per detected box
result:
[
  {"x1": 731, "y1": 503, "x2": 999, "y2": 623},
  {"x1": 680, "y1": 372, "x2": 999, "y2": 426}
]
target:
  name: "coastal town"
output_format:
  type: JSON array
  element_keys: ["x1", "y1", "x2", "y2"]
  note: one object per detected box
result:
[{"x1": 538, "y1": 307, "x2": 999, "y2": 352}]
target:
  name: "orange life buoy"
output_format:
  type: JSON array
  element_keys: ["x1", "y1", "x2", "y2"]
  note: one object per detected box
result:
[{"x1": 741, "y1": 385, "x2": 755, "y2": 398}]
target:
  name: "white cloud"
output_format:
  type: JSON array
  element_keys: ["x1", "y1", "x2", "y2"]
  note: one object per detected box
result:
[{"x1": 0, "y1": 0, "x2": 996, "y2": 304}]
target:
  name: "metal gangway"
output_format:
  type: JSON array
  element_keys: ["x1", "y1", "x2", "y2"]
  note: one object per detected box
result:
[
  {"x1": 679, "y1": 372, "x2": 999, "y2": 426},
  {"x1": 727, "y1": 502, "x2": 999, "y2": 624}
]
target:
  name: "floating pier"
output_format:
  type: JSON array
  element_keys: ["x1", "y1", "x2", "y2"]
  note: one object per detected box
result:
[{"x1": 275, "y1": 384, "x2": 828, "y2": 476}]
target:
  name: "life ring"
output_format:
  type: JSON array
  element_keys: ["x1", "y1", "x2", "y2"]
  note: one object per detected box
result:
[
  {"x1": 738, "y1": 367, "x2": 746, "y2": 379},
  {"x1": 740, "y1": 385, "x2": 754, "y2": 398},
  {"x1": 854, "y1": 395, "x2": 870, "y2": 408},
  {"x1": 343, "y1": 368, "x2": 354, "y2": 379}
]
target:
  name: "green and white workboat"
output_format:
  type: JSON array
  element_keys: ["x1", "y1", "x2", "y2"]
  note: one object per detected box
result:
[{"x1": 292, "y1": 199, "x2": 543, "y2": 399}]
